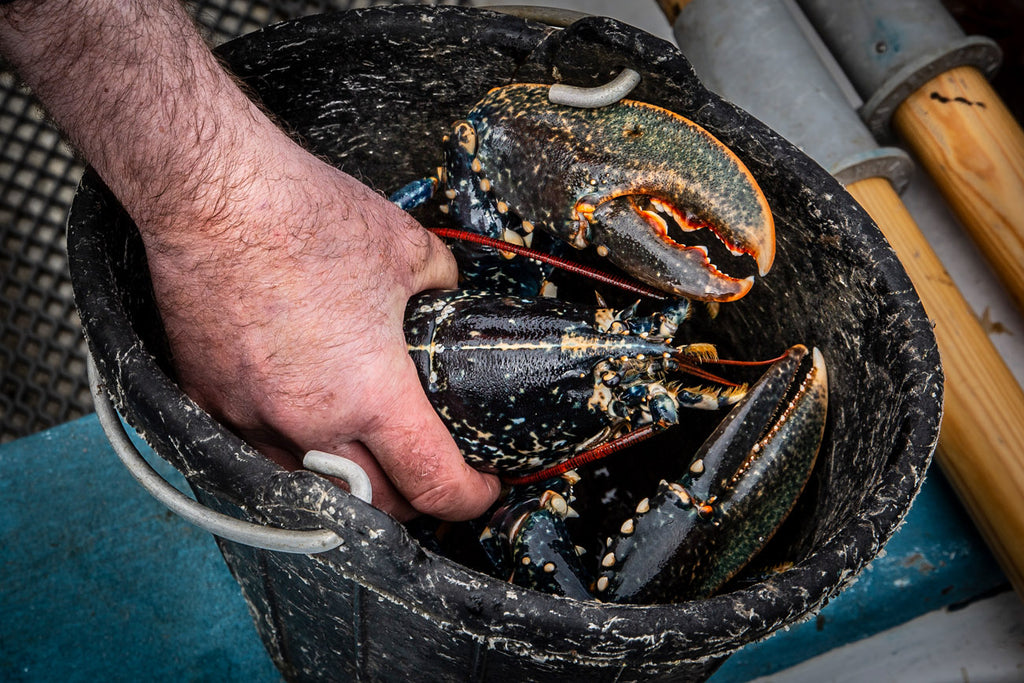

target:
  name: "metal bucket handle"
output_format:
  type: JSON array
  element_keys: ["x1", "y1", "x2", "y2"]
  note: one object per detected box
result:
[{"x1": 88, "y1": 354, "x2": 371, "y2": 553}]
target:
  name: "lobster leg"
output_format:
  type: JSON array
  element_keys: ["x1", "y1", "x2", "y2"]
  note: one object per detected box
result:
[
  {"x1": 479, "y1": 477, "x2": 592, "y2": 599},
  {"x1": 390, "y1": 176, "x2": 438, "y2": 211},
  {"x1": 598, "y1": 345, "x2": 828, "y2": 603},
  {"x1": 594, "y1": 294, "x2": 692, "y2": 342}
]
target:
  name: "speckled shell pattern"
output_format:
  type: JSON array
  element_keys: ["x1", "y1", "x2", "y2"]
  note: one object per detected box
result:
[
  {"x1": 405, "y1": 289, "x2": 685, "y2": 475},
  {"x1": 468, "y1": 84, "x2": 770, "y2": 254},
  {"x1": 66, "y1": 7, "x2": 941, "y2": 680}
]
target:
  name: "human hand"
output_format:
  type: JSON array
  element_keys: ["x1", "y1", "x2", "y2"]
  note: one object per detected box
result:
[
  {"x1": 0, "y1": 0, "x2": 501, "y2": 521},
  {"x1": 143, "y1": 141, "x2": 502, "y2": 521}
]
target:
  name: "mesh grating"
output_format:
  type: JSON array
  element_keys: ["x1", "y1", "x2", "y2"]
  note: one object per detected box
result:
[
  {"x1": 0, "y1": 0, "x2": 468, "y2": 443},
  {"x1": 0, "y1": 72, "x2": 88, "y2": 443}
]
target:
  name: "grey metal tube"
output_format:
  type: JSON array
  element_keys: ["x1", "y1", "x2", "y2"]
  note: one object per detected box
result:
[
  {"x1": 672, "y1": 0, "x2": 912, "y2": 191},
  {"x1": 797, "y1": 0, "x2": 1001, "y2": 138}
]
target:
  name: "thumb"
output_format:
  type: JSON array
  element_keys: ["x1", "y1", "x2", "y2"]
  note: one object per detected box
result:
[{"x1": 363, "y1": 367, "x2": 501, "y2": 521}]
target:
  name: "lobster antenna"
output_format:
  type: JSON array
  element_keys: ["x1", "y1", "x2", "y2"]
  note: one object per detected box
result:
[
  {"x1": 428, "y1": 227, "x2": 670, "y2": 300},
  {"x1": 669, "y1": 354, "x2": 741, "y2": 387},
  {"x1": 502, "y1": 424, "x2": 659, "y2": 486},
  {"x1": 701, "y1": 349, "x2": 792, "y2": 367}
]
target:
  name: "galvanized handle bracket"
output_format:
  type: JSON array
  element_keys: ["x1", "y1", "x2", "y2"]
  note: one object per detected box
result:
[
  {"x1": 303, "y1": 449, "x2": 373, "y2": 505},
  {"x1": 548, "y1": 68, "x2": 642, "y2": 108},
  {"x1": 482, "y1": 7, "x2": 640, "y2": 109},
  {"x1": 88, "y1": 355, "x2": 372, "y2": 554}
]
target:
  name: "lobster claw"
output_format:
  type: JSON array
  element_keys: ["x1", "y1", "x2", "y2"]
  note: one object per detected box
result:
[
  {"x1": 394, "y1": 83, "x2": 775, "y2": 303},
  {"x1": 587, "y1": 194, "x2": 771, "y2": 303},
  {"x1": 570, "y1": 106, "x2": 775, "y2": 303},
  {"x1": 598, "y1": 345, "x2": 828, "y2": 603},
  {"x1": 480, "y1": 479, "x2": 592, "y2": 600}
]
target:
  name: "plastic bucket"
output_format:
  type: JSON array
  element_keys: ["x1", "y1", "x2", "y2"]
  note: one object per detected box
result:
[{"x1": 68, "y1": 6, "x2": 942, "y2": 681}]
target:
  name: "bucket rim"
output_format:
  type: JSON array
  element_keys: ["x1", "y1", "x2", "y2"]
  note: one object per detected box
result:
[{"x1": 66, "y1": 3, "x2": 942, "y2": 661}]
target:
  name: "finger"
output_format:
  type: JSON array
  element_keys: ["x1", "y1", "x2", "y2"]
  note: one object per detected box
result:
[
  {"x1": 256, "y1": 439, "x2": 417, "y2": 521},
  {"x1": 361, "y1": 374, "x2": 501, "y2": 521},
  {"x1": 407, "y1": 224, "x2": 459, "y2": 293},
  {"x1": 320, "y1": 440, "x2": 418, "y2": 521},
  {"x1": 382, "y1": 202, "x2": 459, "y2": 292}
]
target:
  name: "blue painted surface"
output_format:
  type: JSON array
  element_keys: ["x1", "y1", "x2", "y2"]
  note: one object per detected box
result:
[
  {"x1": 1, "y1": 416, "x2": 1006, "y2": 681},
  {"x1": 0, "y1": 416, "x2": 282, "y2": 682}
]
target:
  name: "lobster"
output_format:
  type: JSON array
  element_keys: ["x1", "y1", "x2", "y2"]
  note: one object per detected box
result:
[{"x1": 392, "y1": 82, "x2": 828, "y2": 603}]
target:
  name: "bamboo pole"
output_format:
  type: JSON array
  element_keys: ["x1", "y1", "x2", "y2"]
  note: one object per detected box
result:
[
  {"x1": 846, "y1": 176, "x2": 1024, "y2": 596},
  {"x1": 893, "y1": 65, "x2": 1024, "y2": 314}
]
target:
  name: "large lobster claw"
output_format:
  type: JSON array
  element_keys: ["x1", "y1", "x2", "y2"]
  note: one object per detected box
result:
[
  {"x1": 586, "y1": 191, "x2": 771, "y2": 303},
  {"x1": 598, "y1": 345, "x2": 828, "y2": 603},
  {"x1": 393, "y1": 84, "x2": 776, "y2": 302},
  {"x1": 468, "y1": 85, "x2": 776, "y2": 302}
]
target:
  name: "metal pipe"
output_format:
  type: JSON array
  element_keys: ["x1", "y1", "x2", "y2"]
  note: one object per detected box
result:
[
  {"x1": 673, "y1": 0, "x2": 913, "y2": 190},
  {"x1": 796, "y1": 0, "x2": 1001, "y2": 138}
]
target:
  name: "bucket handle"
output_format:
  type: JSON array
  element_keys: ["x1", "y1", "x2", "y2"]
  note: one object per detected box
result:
[
  {"x1": 548, "y1": 68, "x2": 641, "y2": 108},
  {"x1": 483, "y1": 7, "x2": 642, "y2": 108},
  {"x1": 88, "y1": 355, "x2": 372, "y2": 554}
]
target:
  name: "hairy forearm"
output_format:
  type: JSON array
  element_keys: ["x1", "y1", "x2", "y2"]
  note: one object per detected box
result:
[
  {"x1": 1, "y1": 1, "x2": 497, "y2": 520},
  {"x1": 0, "y1": 0, "x2": 282, "y2": 243}
]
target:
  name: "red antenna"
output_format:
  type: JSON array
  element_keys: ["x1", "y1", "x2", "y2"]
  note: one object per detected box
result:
[{"x1": 428, "y1": 227, "x2": 670, "y2": 301}]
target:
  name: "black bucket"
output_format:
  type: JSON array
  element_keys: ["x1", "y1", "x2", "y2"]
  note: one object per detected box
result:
[{"x1": 68, "y1": 6, "x2": 942, "y2": 681}]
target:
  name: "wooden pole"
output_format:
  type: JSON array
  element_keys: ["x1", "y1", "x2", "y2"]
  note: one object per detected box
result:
[
  {"x1": 893, "y1": 65, "x2": 1024, "y2": 314},
  {"x1": 846, "y1": 176, "x2": 1024, "y2": 597},
  {"x1": 655, "y1": 0, "x2": 691, "y2": 26},
  {"x1": 655, "y1": 0, "x2": 1024, "y2": 596}
]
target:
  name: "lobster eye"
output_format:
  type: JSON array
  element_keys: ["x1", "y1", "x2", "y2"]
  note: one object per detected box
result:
[{"x1": 602, "y1": 370, "x2": 622, "y2": 387}]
